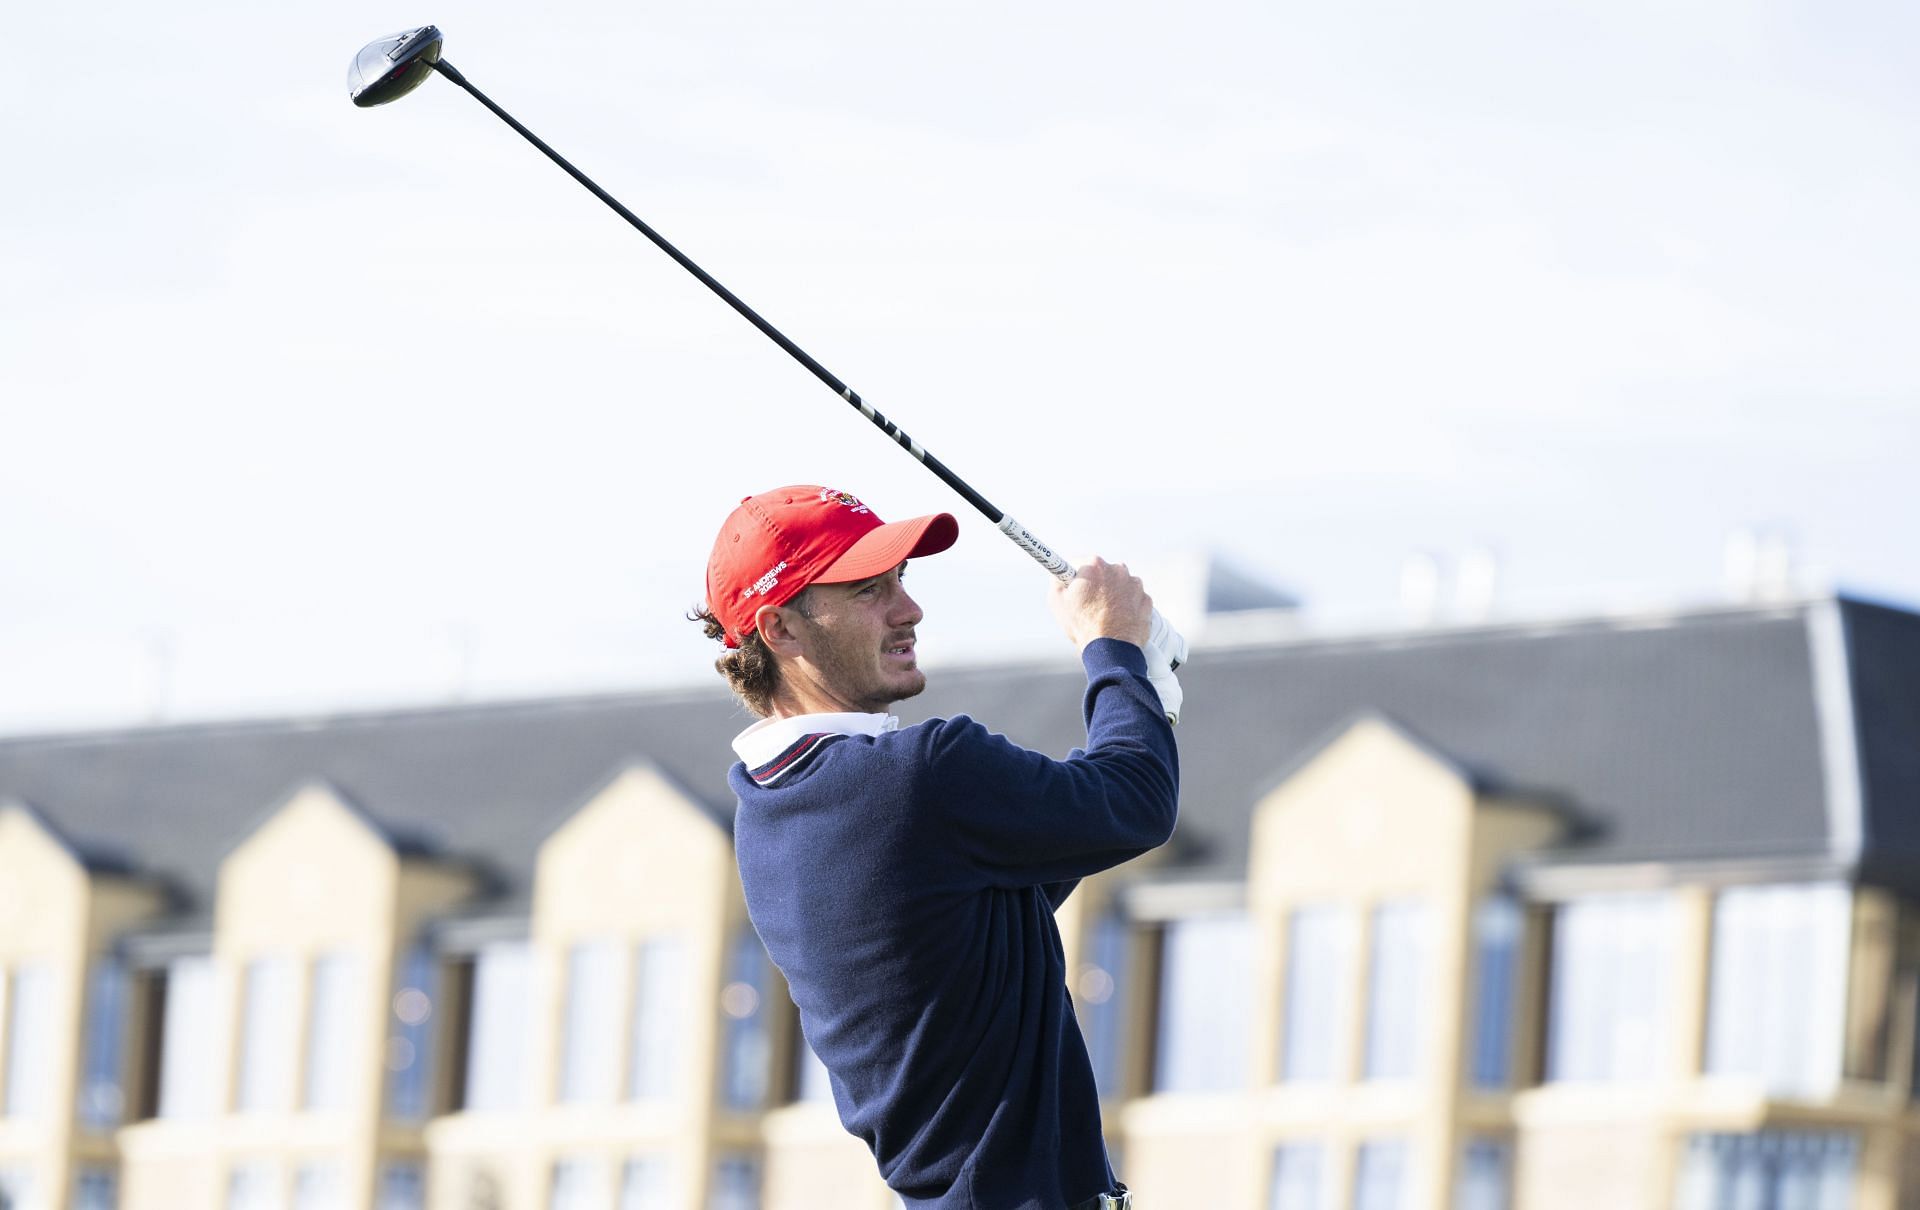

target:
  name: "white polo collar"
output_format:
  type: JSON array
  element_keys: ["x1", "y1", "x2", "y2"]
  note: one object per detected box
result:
[{"x1": 732, "y1": 711, "x2": 901, "y2": 768}]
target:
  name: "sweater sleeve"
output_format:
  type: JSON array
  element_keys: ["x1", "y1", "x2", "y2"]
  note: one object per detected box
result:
[{"x1": 924, "y1": 638, "x2": 1179, "y2": 887}]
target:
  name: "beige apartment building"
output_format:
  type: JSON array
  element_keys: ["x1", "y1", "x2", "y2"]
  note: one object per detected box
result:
[{"x1": 0, "y1": 594, "x2": 1917, "y2": 1210}]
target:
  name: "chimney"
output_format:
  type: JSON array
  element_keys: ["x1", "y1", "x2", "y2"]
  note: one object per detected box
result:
[
  {"x1": 1725, "y1": 525, "x2": 1797, "y2": 603},
  {"x1": 1133, "y1": 553, "x2": 1300, "y2": 644},
  {"x1": 1400, "y1": 551, "x2": 1444, "y2": 626},
  {"x1": 1454, "y1": 546, "x2": 1500, "y2": 623}
]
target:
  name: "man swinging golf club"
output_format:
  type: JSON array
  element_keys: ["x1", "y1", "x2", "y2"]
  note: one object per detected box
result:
[
  {"x1": 353, "y1": 36, "x2": 1186, "y2": 1201},
  {"x1": 693, "y1": 485, "x2": 1180, "y2": 1210}
]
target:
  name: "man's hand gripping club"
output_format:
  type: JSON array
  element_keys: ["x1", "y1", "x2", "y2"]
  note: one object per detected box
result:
[{"x1": 1049, "y1": 558, "x2": 1185, "y2": 723}]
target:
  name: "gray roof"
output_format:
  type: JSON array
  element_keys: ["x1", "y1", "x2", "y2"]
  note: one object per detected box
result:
[
  {"x1": 0, "y1": 687, "x2": 754, "y2": 910},
  {"x1": 0, "y1": 595, "x2": 1914, "y2": 916}
]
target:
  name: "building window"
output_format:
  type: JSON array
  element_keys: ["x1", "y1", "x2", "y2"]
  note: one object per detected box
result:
[
  {"x1": 1153, "y1": 912, "x2": 1254, "y2": 1093},
  {"x1": 226, "y1": 1162, "x2": 284, "y2": 1210},
  {"x1": 3, "y1": 964, "x2": 55, "y2": 1119},
  {"x1": 292, "y1": 1162, "x2": 344, "y2": 1210},
  {"x1": 305, "y1": 952, "x2": 363, "y2": 1112},
  {"x1": 1281, "y1": 905, "x2": 1356, "y2": 1084},
  {"x1": 1912, "y1": 964, "x2": 1920, "y2": 1103},
  {"x1": 1266, "y1": 1141, "x2": 1324, "y2": 1210},
  {"x1": 719, "y1": 932, "x2": 771, "y2": 1112},
  {"x1": 552, "y1": 1158, "x2": 611, "y2": 1210},
  {"x1": 1078, "y1": 911, "x2": 1130, "y2": 1099},
  {"x1": 1364, "y1": 901, "x2": 1429, "y2": 1082},
  {"x1": 710, "y1": 1153, "x2": 761, "y2": 1210},
  {"x1": 1674, "y1": 1132, "x2": 1857, "y2": 1210},
  {"x1": 159, "y1": 955, "x2": 224, "y2": 1119},
  {"x1": 238, "y1": 956, "x2": 299, "y2": 1113},
  {"x1": 127, "y1": 969, "x2": 164, "y2": 1121},
  {"x1": 464, "y1": 942, "x2": 533, "y2": 1113},
  {"x1": 73, "y1": 1166, "x2": 117, "y2": 1210},
  {"x1": 780, "y1": 992, "x2": 831, "y2": 1105},
  {"x1": 1546, "y1": 893, "x2": 1674, "y2": 1082},
  {"x1": 1455, "y1": 1138, "x2": 1511, "y2": 1210},
  {"x1": 560, "y1": 940, "x2": 625, "y2": 1104},
  {"x1": 791, "y1": 1012, "x2": 833, "y2": 1106},
  {"x1": 619, "y1": 1154, "x2": 673, "y2": 1210},
  {"x1": 1468, "y1": 899, "x2": 1522, "y2": 1090},
  {"x1": 0, "y1": 1168, "x2": 37, "y2": 1210},
  {"x1": 630, "y1": 935, "x2": 687, "y2": 1102},
  {"x1": 1705, "y1": 884, "x2": 1849, "y2": 1096},
  {"x1": 376, "y1": 1163, "x2": 426, "y2": 1210},
  {"x1": 386, "y1": 948, "x2": 437, "y2": 1122},
  {"x1": 80, "y1": 958, "x2": 129, "y2": 1130},
  {"x1": 1353, "y1": 1140, "x2": 1410, "y2": 1210}
]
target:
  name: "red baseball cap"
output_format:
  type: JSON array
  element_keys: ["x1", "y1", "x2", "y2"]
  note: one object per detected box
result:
[{"x1": 705, "y1": 486, "x2": 959, "y2": 647}]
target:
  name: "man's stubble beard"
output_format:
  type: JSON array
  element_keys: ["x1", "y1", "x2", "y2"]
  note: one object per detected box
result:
[{"x1": 811, "y1": 622, "x2": 926, "y2": 714}]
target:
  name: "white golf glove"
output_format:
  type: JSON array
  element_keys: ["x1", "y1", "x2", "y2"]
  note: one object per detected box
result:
[
  {"x1": 1147, "y1": 609, "x2": 1188, "y2": 669},
  {"x1": 1143, "y1": 636, "x2": 1184, "y2": 724}
]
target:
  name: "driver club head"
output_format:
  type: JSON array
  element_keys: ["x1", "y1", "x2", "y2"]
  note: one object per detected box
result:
[{"x1": 349, "y1": 26, "x2": 445, "y2": 107}]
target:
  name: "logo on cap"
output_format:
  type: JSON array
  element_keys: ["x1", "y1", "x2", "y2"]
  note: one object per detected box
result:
[{"x1": 819, "y1": 488, "x2": 871, "y2": 514}]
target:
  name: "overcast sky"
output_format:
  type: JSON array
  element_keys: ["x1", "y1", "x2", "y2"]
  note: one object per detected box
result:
[{"x1": 3, "y1": 0, "x2": 1917, "y2": 732}]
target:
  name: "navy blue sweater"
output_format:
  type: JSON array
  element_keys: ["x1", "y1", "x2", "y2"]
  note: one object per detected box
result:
[{"x1": 730, "y1": 639, "x2": 1179, "y2": 1210}]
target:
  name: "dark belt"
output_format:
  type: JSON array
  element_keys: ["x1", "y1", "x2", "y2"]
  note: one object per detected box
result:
[{"x1": 1067, "y1": 1185, "x2": 1131, "y2": 1210}]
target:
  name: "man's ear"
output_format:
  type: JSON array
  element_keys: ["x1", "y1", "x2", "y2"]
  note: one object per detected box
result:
[{"x1": 756, "y1": 602, "x2": 807, "y2": 659}]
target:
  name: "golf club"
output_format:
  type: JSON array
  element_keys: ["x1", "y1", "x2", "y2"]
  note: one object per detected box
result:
[{"x1": 348, "y1": 26, "x2": 1189, "y2": 685}]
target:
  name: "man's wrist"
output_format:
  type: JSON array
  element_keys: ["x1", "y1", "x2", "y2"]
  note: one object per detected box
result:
[{"x1": 1081, "y1": 636, "x2": 1148, "y2": 677}]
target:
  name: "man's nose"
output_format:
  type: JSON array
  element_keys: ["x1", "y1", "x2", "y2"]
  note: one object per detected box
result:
[{"x1": 890, "y1": 587, "x2": 923, "y2": 627}]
